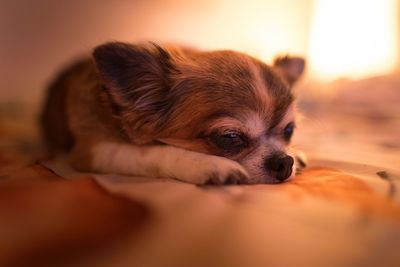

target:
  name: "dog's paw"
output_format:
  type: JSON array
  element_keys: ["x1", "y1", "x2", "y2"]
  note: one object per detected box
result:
[
  {"x1": 204, "y1": 169, "x2": 249, "y2": 186},
  {"x1": 295, "y1": 150, "x2": 307, "y2": 174},
  {"x1": 186, "y1": 156, "x2": 249, "y2": 186}
]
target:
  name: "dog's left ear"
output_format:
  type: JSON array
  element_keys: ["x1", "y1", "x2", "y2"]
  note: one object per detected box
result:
[{"x1": 273, "y1": 56, "x2": 305, "y2": 87}]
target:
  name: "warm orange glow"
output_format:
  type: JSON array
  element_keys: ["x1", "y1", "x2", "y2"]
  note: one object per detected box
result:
[
  {"x1": 309, "y1": 0, "x2": 399, "y2": 80},
  {"x1": 145, "y1": 0, "x2": 398, "y2": 80},
  {"x1": 139, "y1": 0, "x2": 312, "y2": 64},
  {"x1": 1, "y1": 0, "x2": 399, "y2": 102}
]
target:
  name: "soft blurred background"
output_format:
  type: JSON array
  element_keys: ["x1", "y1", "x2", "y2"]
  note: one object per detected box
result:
[{"x1": 0, "y1": 0, "x2": 399, "y2": 169}]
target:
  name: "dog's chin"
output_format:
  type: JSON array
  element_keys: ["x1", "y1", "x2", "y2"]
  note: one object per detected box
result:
[
  {"x1": 245, "y1": 168, "x2": 296, "y2": 184},
  {"x1": 255, "y1": 177, "x2": 290, "y2": 184},
  {"x1": 267, "y1": 175, "x2": 294, "y2": 184}
]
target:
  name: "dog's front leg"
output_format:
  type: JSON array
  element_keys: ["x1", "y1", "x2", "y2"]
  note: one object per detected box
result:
[{"x1": 89, "y1": 142, "x2": 249, "y2": 185}]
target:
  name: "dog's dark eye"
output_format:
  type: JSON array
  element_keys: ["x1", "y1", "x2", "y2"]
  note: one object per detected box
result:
[
  {"x1": 283, "y1": 122, "x2": 295, "y2": 141},
  {"x1": 210, "y1": 131, "x2": 247, "y2": 154}
]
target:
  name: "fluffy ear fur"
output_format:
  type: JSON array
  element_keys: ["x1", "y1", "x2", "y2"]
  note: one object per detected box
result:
[
  {"x1": 92, "y1": 42, "x2": 177, "y2": 140},
  {"x1": 273, "y1": 56, "x2": 305, "y2": 87},
  {"x1": 93, "y1": 41, "x2": 175, "y2": 112}
]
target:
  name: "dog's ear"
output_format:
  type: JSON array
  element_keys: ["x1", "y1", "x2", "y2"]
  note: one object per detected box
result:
[
  {"x1": 273, "y1": 56, "x2": 305, "y2": 87},
  {"x1": 93, "y1": 42, "x2": 175, "y2": 118}
]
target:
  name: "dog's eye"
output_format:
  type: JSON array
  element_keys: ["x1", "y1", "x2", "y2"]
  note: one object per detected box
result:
[
  {"x1": 210, "y1": 131, "x2": 247, "y2": 154},
  {"x1": 283, "y1": 122, "x2": 295, "y2": 141}
]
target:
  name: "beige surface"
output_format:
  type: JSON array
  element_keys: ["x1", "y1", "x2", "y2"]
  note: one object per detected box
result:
[
  {"x1": 38, "y1": 157, "x2": 400, "y2": 267},
  {"x1": 100, "y1": 183, "x2": 398, "y2": 267}
]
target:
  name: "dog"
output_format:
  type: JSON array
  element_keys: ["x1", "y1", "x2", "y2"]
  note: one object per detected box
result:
[{"x1": 41, "y1": 42, "x2": 305, "y2": 185}]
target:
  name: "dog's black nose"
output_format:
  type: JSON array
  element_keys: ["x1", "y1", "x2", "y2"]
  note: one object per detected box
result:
[{"x1": 265, "y1": 154, "x2": 294, "y2": 181}]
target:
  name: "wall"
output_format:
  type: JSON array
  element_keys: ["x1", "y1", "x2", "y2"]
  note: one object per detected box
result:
[{"x1": 0, "y1": 0, "x2": 312, "y2": 104}]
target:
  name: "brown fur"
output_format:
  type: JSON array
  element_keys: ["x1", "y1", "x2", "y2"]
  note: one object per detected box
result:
[{"x1": 41, "y1": 42, "x2": 304, "y2": 183}]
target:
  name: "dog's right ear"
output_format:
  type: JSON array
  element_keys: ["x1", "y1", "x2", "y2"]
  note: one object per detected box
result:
[{"x1": 92, "y1": 42, "x2": 175, "y2": 118}]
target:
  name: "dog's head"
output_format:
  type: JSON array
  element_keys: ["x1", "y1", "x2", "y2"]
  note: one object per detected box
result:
[{"x1": 93, "y1": 42, "x2": 305, "y2": 184}]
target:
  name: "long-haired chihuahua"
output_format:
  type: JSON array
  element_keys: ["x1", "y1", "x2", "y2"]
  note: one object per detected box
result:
[{"x1": 41, "y1": 42, "x2": 305, "y2": 185}]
